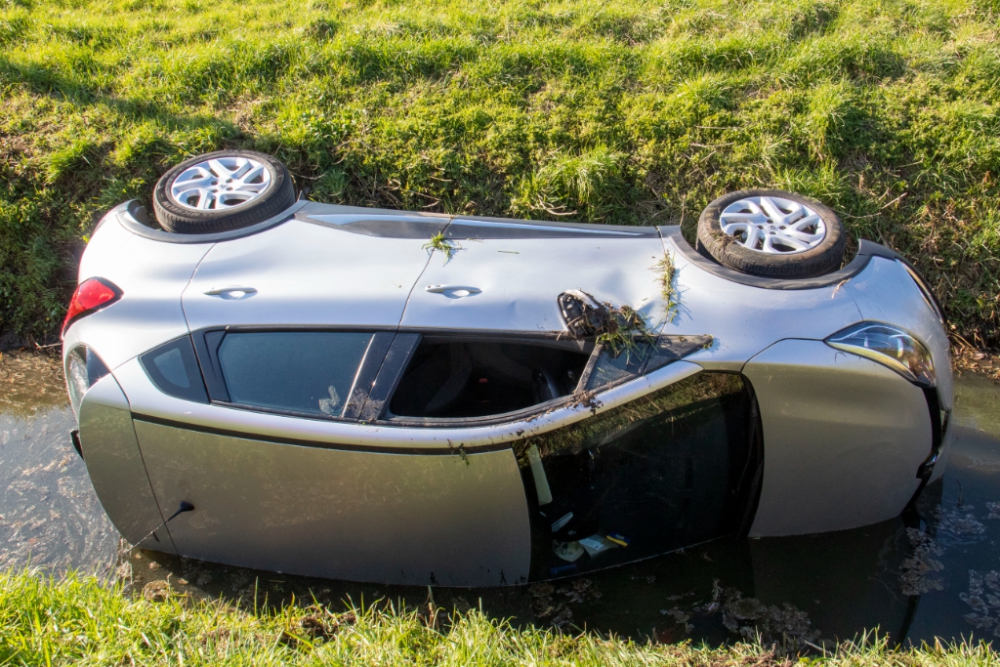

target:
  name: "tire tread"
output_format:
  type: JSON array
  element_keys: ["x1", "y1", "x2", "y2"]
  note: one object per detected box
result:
[
  {"x1": 696, "y1": 189, "x2": 846, "y2": 279},
  {"x1": 153, "y1": 151, "x2": 296, "y2": 234}
]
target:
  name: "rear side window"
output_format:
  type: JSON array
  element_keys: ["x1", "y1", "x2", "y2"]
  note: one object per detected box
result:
[
  {"x1": 218, "y1": 332, "x2": 373, "y2": 418},
  {"x1": 140, "y1": 336, "x2": 208, "y2": 403}
]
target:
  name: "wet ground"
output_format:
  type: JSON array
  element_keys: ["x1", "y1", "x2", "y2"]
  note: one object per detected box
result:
[{"x1": 2, "y1": 350, "x2": 1000, "y2": 647}]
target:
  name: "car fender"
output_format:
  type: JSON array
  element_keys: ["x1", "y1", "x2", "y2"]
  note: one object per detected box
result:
[{"x1": 744, "y1": 339, "x2": 930, "y2": 536}]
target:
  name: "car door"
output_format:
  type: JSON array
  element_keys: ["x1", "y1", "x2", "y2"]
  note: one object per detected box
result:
[
  {"x1": 113, "y1": 328, "x2": 531, "y2": 586},
  {"x1": 182, "y1": 205, "x2": 451, "y2": 330},
  {"x1": 400, "y1": 217, "x2": 671, "y2": 333},
  {"x1": 363, "y1": 328, "x2": 764, "y2": 581}
]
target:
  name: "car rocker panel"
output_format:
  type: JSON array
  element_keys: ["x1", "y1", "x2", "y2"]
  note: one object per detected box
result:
[{"x1": 62, "y1": 155, "x2": 953, "y2": 586}]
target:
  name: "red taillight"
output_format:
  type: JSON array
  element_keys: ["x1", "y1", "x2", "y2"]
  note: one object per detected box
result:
[{"x1": 61, "y1": 278, "x2": 122, "y2": 337}]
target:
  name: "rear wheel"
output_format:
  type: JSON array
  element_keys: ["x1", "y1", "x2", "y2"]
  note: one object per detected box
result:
[
  {"x1": 696, "y1": 189, "x2": 846, "y2": 278},
  {"x1": 153, "y1": 150, "x2": 296, "y2": 234}
]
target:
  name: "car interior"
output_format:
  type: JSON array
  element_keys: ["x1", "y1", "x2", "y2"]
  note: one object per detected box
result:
[
  {"x1": 517, "y1": 372, "x2": 759, "y2": 579},
  {"x1": 388, "y1": 339, "x2": 592, "y2": 419}
]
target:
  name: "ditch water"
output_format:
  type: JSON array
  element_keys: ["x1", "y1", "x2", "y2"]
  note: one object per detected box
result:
[{"x1": 2, "y1": 351, "x2": 1000, "y2": 647}]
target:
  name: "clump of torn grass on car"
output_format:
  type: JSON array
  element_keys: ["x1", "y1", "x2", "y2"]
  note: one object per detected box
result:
[
  {"x1": 0, "y1": 0, "x2": 998, "y2": 350},
  {"x1": 0, "y1": 569, "x2": 997, "y2": 666},
  {"x1": 422, "y1": 231, "x2": 460, "y2": 263}
]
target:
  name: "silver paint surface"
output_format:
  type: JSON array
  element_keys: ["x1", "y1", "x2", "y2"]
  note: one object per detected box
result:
[
  {"x1": 78, "y1": 373, "x2": 177, "y2": 552},
  {"x1": 67, "y1": 207, "x2": 213, "y2": 371},
  {"x1": 745, "y1": 340, "x2": 930, "y2": 536},
  {"x1": 134, "y1": 421, "x2": 531, "y2": 585},
  {"x1": 659, "y1": 236, "x2": 864, "y2": 369},
  {"x1": 402, "y1": 236, "x2": 669, "y2": 333},
  {"x1": 65, "y1": 199, "x2": 955, "y2": 570},
  {"x1": 182, "y1": 218, "x2": 443, "y2": 330}
]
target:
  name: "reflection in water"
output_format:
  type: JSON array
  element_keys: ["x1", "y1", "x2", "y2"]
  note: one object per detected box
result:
[
  {"x1": 0, "y1": 351, "x2": 71, "y2": 416},
  {"x1": 954, "y1": 372, "x2": 1000, "y2": 438},
  {"x1": 0, "y1": 353, "x2": 120, "y2": 576},
  {"x1": 1, "y1": 353, "x2": 1000, "y2": 647}
]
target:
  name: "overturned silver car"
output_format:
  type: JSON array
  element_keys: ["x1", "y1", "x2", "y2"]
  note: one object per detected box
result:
[{"x1": 62, "y1": 151, "x2": 952, "y2": 586}]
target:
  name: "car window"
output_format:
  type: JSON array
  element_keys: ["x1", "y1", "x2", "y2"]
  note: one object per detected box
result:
[
  {"x1": 388, "y1": 339, "x2": 590, "y2": 419},
  {"x1": 218, "y1": 332, "x2": 373, "y2": 418},
  {"x1": 583, "y1": 344, "x2": 650, "y2": 390},
  {"x1": 140, "y1": 336, "x2": 209, "y2": 403}
]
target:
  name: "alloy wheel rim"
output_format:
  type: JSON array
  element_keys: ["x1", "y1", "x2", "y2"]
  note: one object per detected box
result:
[
  {"x1": 718, "y1": 196, "x2": 827, "y2": 254},
  {"x1": 169, "y1": 156, "x2": 271, "y2": 211}
]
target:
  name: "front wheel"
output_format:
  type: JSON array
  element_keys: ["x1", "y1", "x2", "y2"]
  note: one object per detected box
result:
[
  {"x1": 153, "y1": 150, "x2": 296, "y2": 234},
  {"x1": 696, "y1": 189, "x2": 846, "y2": 278}
]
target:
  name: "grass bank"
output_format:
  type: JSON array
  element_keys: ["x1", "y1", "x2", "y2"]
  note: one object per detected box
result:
[
  {"x1": 0, "y1": 0, "x2": 998, "y2": 344},
  {"x1": 0, "y1": 570, "x2": 996, "y2": 666}
]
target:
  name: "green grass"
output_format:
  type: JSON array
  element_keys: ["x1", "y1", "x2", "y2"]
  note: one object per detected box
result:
[
  {"x1": 1, "y1": 569, "x2": 998, "y2": 666},
  {"x1": 422, "y1": 231, "x2": 459, "y2": 261},
  {"x1": 0, "y1": 0, "x2": 998, "y2": 344}
]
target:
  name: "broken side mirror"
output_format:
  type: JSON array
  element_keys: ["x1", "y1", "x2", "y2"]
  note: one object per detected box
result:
[{"x1": 558, "y1": 290, "x2": 609, "y2": 338}]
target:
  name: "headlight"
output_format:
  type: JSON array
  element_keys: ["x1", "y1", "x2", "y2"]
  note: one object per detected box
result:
[{"x1": 826, "y1": 322, "x2": 936, "y2": 387}]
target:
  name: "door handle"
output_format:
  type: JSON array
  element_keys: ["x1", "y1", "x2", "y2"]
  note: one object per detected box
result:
[
  {"x1": 204, "y1": 286, "x2": 258, "y2": 300},
  {"x1": 424, "y1": 285, "x2": 481, "y2": 298}
]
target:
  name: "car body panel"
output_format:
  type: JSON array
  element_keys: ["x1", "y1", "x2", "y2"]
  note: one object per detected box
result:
[
  {"x1": 744, "y1": 339, "x2": 930, "y2": 536},
  {"x1": 63, "y1": 198, "x2": 955, "y2": 585},
  {"x1": 77, "y1": 372, "x2": 176, "y2": 552},
  {"x1": 843, "y1": 256, "x2": 953, "y2": 411},
  {"x1": 182, "y1": 217, "x2": 448, "y2": 331},
  {"x1": 402, "y1": 225, "x2": 668, "y2": 333},
  {"x1": 657, "y1": 234, "x2": 864, "y2": 370},
  {"x1": 72, "y1": 208, "x2": 212, "y2": 371},
  {"x1": 133, "y1": 420, "x2": 530, "y2": 586}
]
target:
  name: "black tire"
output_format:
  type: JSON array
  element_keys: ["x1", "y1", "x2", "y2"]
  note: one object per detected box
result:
[
  {"x1": 696, "y1": 189, "x2": 846, "y2": 279},
  {"x1": 153, "y1": 150, "x2": 296, "y2": 233}
]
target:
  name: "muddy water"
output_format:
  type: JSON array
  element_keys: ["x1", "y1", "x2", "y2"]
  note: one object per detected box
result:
[
  {"x1": 2, "y1": 351, "x2": 1000, "y2": 647},
  {"x1": 0, "y1": 353, "x2": 120, "y2": 575}
]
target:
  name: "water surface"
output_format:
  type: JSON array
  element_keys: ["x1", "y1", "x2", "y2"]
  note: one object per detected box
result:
[{"x1": 0, "y1": 353, "x2": 120, "y2": 576}]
